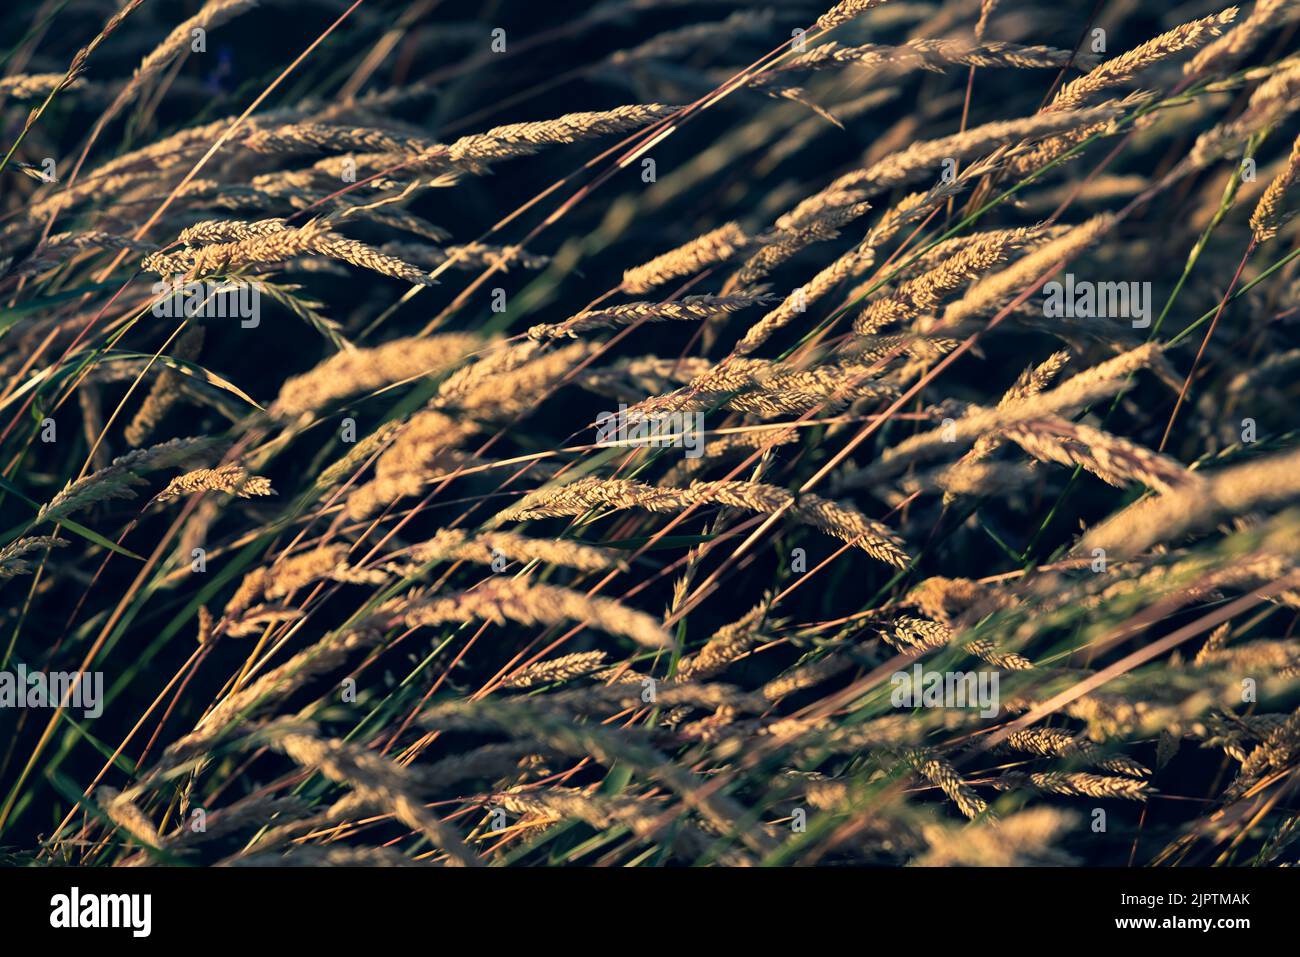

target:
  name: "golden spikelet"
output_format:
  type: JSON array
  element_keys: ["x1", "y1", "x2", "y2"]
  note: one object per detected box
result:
[
  {"x1": 935, "y1": 213, "x2": 1115, "y2": 329},
  {"x1": 815, "y1": 0, "x2": 894, "y2": 31},
  {"x1": 1002, "y1": 416, "x2": 1198, "y2": 493},
  {"x1": 37, "y1": 437, "x2": 221, "y2": 524},
  {"x1": 1082, "y1": 446, "x2": 1300, "y2": 557},
  {"x1": 1250, "y1": 132, "x2": 1300, "y2": 243},
  {"x1": 494, "y1": 477, "x2": 909, "y2": 568},
  {"x1": 1050, "y1": 9, "x2": 1239, "y2": 111},
  {"x1": 1187, "y1": 0, "x2": 1299, "y2": 76},
  {"x1": 124, "y1": 326, "x2": 205, "y2": 448},
  {"x1": 826, "y1": 109, "x2": 1120, "y2": 199},
  {"x1": 317, "y1": 421, "x2": 403, "y2": 489},
  {"x1": 907, "y1": 750, "x2": 989, "y2": 819},
  {"x1": 761, "y1": 655, "x2": 851, "y2": 701},
  {"x1": 343, "y1": 411, "x2": 480, "y2": 520},
  {"x1": 270, "y1": 334, "x2": 480, "y2": 420},
  {"x1": 407, "y1": 528, "x2": 622, "y2": 573},
  {"x1": 856, "y1": 227, "x2": 1050, "y2": 334},
  {"x1": 196, "y1": 605, "x2": 213, "y2": 645},
  {"x1": 995, "y1": 770, "x2": 1149, "y2": 801},
  {"x1": 97, "y1": 786, "x2": 162, "y2": 849},
  {"x1": 525, "y1": 294, "x2": 766, "y2": 341},
  {"x1": 1003, "y1": 728, "x2": 1150, "y2": 777},
  {"x1": 677, "y1": 598, "x2": 780, "y2": 681},
  {"x1": 907, "y1": 576, "x2": 991, "y2": 622},
  {"x1": 143, "y1": 218, "x2": 439, "y2": 287},
  {"x1": 0, "y1": 73, "x2": 69, "y2": 100},
  {"x1": 941, "y1": 351, "x2": 1070, "y2": 503},
  {"x1": 844, "y1": 343, "x2": 1165, "y2": 485},
  {"x1": 272, "y1": 730, "x2": 481, "y2": 866},
  {"x1": 501, "y1": 651, "x2": 609, "y2": 689},
  {"x1": 152, "y1": 464, "x2": 274, "y2": 503},
  {"x1": 620, "y1": 223, "x2": 750, "y2": 294},
  {"x1": 399, "y1": 579, "x2": 672, "y2": 648},
  {"x1": 1184, "y1": 61, "x2": 1300, "y2": 173},
  {"x1": 445, "y1": 104, "x2": 676, "y2": 169},
  {"x1": 917, "y1": 808, "x2": 1078, "y2": 866}
]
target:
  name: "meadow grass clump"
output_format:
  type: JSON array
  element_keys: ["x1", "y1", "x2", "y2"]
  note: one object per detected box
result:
[{"x1": 0, "y1": 0, "x2": 1298, "y2": 869}]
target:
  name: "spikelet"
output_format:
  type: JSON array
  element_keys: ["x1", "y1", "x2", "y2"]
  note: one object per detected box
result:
[
  {"x1": 37, "y1": 437, "x2": 220, "y2": 523},
  {"x1": 726, "y1": 202, "x2": 874, "y2": 297},
  {"x1": 1250, "y1": 133, "x2": 1300, "y2": 243},
  {"x1": 97, "y1": 786, "x2": 162, "y2": 849},
  {"x1": 242, "y1": 123, "x2": 434, "y2": 156},
  {"x1": 681, "y1": 357, "x2": 897, "y2": 418},
  {"x1": 152, "y1": 464, "x2": 274, "y2": 503},
  {"x1": 270, "y1": 334, "x2": 480, "y2": 420},
  {"x1": 941, "y1": 351, "x2": 1070, "y2": 503},
  {"x1": 437, "y1": 341, "x2": 591, "y2": 419},
  {"x1": 445, "y1": 104, "x2": 675, "y2": 169},
  {"x1": 272, "y1": 730, "x2": 480, "y2": 866},
  {"x1": 343, "y1": 411, "x2": 480, "y2": 520},
  {"x1": 906, "y1": 576, "x2": 990, "y2": 622},
  {"x1": 1050, "y1": 9, "x2": 1239, "y2": 111},
  {"x1": 196, "y1": 606, "x2": 214, "y2": 646},
  {"x1": 99, "y1": 0, "x2": 258, "y2": 133},
  {"x1": 407, "y1": 528, "x2": 622, "y2": 573},
  {"x1": 1002, "y1": 416, "x2": 1198, "y2": 494},
  {"x1": 815, "y1": 0, "x2": 893, "y2": 31},
  {"x1": 494, "y1": 477, "x2": 909, "y2": 567},
  {"x1": 677, "y1": 597, "x2": 780, "y2": 681},
  {"x1": 501, "y1": 651, "x2": 609, "y2": 689},
  {"x1": 916, "y1": 808, "x2": 1078, "y2": 866},
  {"x1": 761, "y1": 655, "x2": 851, "y2": 701},
  {"x1": 620, "y1": 223, "x2": 750, "y2": 294},
  {"x1": 398, "y1": 579, "x2": 672, "y2": 648},
  {"x1": 855, "y1": 227, "x2": 1049, "y2": 334},
  {"x1": 1196, "y1": 622, "x2": 1233, "y2": 665},
  {"x1": 845, "y1": 343, "x2": 1166, "y2": 484},
  {"x1": 825, "y1": 109, "x2": 1121, "y2": 200},
  {"x1": 9, "y1": 231, "x2": 160, "y2": 279},
  {"x1": 662, "y1": 426, "x2": 800, "y2": 484},
  {"x1": 888, "y1": 616, "x2": 1030, "y2": 669},
  {"x1": 1187, "y1": 0, "x2": 1300, "y2": 76},
  {"x1": 0, "y1": 536, "x2": 67, "y2": 579},
  {"x1": 224, "y1": 545, "x2": 382, "y2": 620},
  {"x1": 767, "y1": 39, "x2": 1096, "y2": 86},
  {"x1": 525, "y1": 294, "x2": 766, "y2": 341},
  {"x1": 1002, "y1": 728, "x2": 1150, "y2": 777},
  {"x1": 732, "y1": 233, "x2": 889, "y2": 355},
  {"x1": 380, "y1": 241, "x2": 549, "y2": 272},
  {"x1": 124, "y1": 326, "x2": 205, "y2": 447},
  {"x1": 177, "y1": 219, "x2": 289, "y2": 245},
  {"x1": 907, "y1": 750, "x2": 989, "y2": 819},
  {"x1": 317, "y1": 421, "x2": 403, "y2": 488},
  {"x1": 0, "y1": 73, "x2": 68, "y2": 100},
  {"x1": 1082, "y1": 446, "x2": 1300, "y2": 556},
  {"x1": 143, "y1": 218, "x2": 438, "y2": 287},
  {"x1": 936, "y1": 213, "x2": 1115, "y2": 329},
  {"x1": 994, "y1": 770, "x2": 1149, "y2": 801},
  {"x1": 1184, "y1": 61, "x2": 1300, "y2": 173}
]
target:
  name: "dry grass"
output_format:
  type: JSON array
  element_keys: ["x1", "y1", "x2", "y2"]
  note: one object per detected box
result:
[{"x1": 1, "y1": 0, "x2": 1299, "y2": 870}]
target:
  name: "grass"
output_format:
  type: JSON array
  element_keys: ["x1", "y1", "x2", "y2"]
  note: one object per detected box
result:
[{"x1": 0, "y1": 0, "x2": 1298, "y2": 868}]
